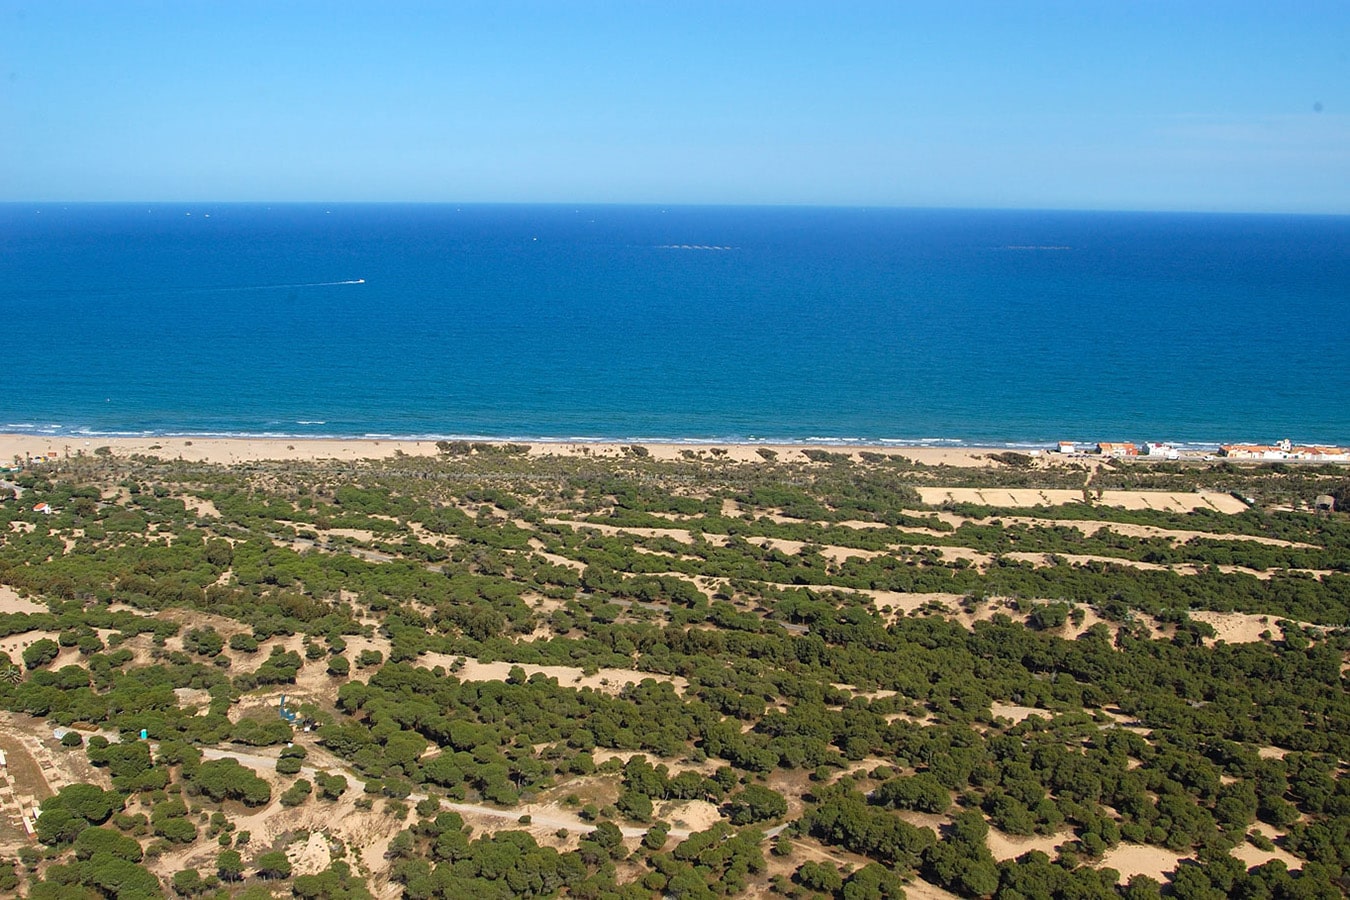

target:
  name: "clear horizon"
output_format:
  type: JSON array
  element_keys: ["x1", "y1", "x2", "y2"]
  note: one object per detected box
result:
[
  {"x1": 3, "y1": 2, "x2": 1348, "y2": 214},
  {"x1": 5, "y1": 201, "x2": 1350, "y2": 219}
]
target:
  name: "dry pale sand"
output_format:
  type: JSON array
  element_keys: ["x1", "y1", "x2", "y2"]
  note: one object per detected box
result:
[
  {"x1": 755, "y1": 537, "x2": 886, "y2": 563},
  {"x1": 1231, "y1": 836, "x2": 1303, "y2": 871},
  {"x1": 917, "y1": 487, "x2": 1247, "y2": 514},
  {"x1": 1001, "y1": 551, "x2": 1311, "y2": 582},
  {"x1": 985, "y1": 827, "x2": 1070, "y2": 862},
  {"x1": 903, "y1": 879, "x2": 965, "y2": 900},
  {"x1": 989, "y1": 703, "x2": 1051, "y2": 724},
  {"x1": 414, "y1": 654, "x2": 690, "y2": 697},
  {"x1": 588, "y1": 748, "x2": 723, "y2": 775},
  {"x1": 546, "y1": 519, "x2": 697, "y2": 545},
  {"x1": 0, "y1": 586, "x2": 47, "y2": 616},
  {"x1": 1187, "y1": 610, "x2": 1279, "y2": 644},
  {"x1": 995, "y1": 517, "x2": 1314, "y2": 548},
  {"x1": 867, "y1": 591, "x2": 967, "y2": 615},
  {"x1": 0, "y1": 632, "x2": 59, "y2": 666},
  {"x1": 1098, "y1": 843, "x2": 1187, "y2": 884},
  {"x1": 655, "y1": 799, "x2": 722, "y2": 833},
  {"x1": 0, "y1": 434, "x2": 1034, "y2": 469}
]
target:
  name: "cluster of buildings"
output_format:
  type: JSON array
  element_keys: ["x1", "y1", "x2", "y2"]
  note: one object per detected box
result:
[
  {"x1": 1216, "y1": 439, "x2": 1350, "y2": 462},
  {"x1": 1056, "y1": 441, "x2": 1180, "y2": 459},
  {"x1": 1054, "y1": 438, "x2": 1350, "y2": 462}
]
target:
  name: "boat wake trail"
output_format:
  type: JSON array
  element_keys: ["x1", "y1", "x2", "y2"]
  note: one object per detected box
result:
[
  {"x1": 187, "y1": 278, "x2": 367, "y2": 293},
  {"x1": 250, "y1": 278, "x2": 365, "y2": 289}
]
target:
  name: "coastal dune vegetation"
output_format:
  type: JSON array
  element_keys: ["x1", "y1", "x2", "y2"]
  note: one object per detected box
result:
[{"x1": 0, "y1": 442, "x2": 1346, "y2": 900}]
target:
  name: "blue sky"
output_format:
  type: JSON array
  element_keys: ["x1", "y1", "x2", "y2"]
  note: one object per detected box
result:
[{"x1": 2, "y1": 2, "x2": 1347, "y2": 212}]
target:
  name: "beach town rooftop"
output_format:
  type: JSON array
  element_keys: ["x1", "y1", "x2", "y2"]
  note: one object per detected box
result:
[{"x1": 1219, "y1": 440, "x2": 1350, "y2": 462}]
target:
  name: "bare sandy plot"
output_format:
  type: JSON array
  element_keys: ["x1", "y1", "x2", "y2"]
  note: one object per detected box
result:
[
  {"x1": 890, "y1": 544, "x2": 993, "y2": 568},
  {"x1": 904, "y1": 879, "x2": 965, "y2": 900},
  {"x1": 0, "y1": 631, "x2": 60, "y2": 666},
  {"x1": 527, "y1": 540, "x2": 588, "y2": 571},
  {"x1": 1232, "y1": 835, "x2": 1303, "y2": 871},
  {"x1": 997, "y1": 517, "x2": 1314, "y2": 548},
  {"x1": 655, "y1": 799, "x2": 721, "y2": 833},
  {"x1": 1098, "y1": 843, "x2": 1187, "y2": 884},
  {"x1": 867, "y1": 591, "x2": 967, "y2": 615},
  {"x1": 756, "y1": 537, "x2": 885, "y2": 563},
  {"x1": 1101, "y1": 490, "x2": 1247, "y2": 514},
  {"x1": 418, "y1": 654, "x2": 689, "y2": 696},
  {"x1": 180, "y1": 496, "x2": 220, "y2": 518},
  {"x1": 590, "y1": 749, "x2": 719, "y2": 775},
  {"x1": 990, "y1": 703, "x2": 1051, "y2": 724},
  {"x1": 0, "y1": 586, "x2": 46, "y2": 615},
  {"x1": 919, "y1": 488, "x2": 1085, "y2": 508},
  {"x1": 1005, "y1": 551, "x2": 1174, "y2": 572},
  {"x1": 985, "y1": 827, "x2": 1070, "y2": 862},
  {"x1": 917, "y1": 487, "x2": 1246, "y2": 514},
  {"x1": 289, "y1": 830, "x2": 334, "y2": 877},
  {"x1": 546, "y1": 519, "x2": 696, "y2": 545},
  {"x1": 1187, "y1": 610, "x2": 1280, "y2": 644},
  {"x1": 1001, "y1": 551, "x2": 1306, "y2": 582}
]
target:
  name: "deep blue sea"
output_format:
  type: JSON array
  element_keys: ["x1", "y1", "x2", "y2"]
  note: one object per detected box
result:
[{"x1": 3, "y1": 204, "x2": 1347, "y2": 447}]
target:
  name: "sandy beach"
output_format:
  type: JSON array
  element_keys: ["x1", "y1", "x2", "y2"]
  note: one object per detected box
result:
[{"x1": 0, "y1": 434, "x2": 1032, "y2": 469}]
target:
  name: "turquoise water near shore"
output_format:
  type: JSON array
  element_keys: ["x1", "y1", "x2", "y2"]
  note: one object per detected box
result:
[{"x1": 3, "y1": 204, "x2": 1347, "y2": 446}]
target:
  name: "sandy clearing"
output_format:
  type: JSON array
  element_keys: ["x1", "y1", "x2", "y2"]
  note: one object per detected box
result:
[
  {"x1": 917, "y1": 487, "x2": 1247, "y2": 514},
  {"x1": 899, "y1": 544, "x2": 995, "y2": 567},
  {"x1": 990, "y1": 703, "x2": 1051, "y2": 723},
  {"x1": 904, "y1": 879, "x2": 966, "y2": 900},
  {"x1": 1238, "y1": 824, "x2": 1303, "y2": 871},
  {"x1": 1098, "y1": 843, "x2": 1187, "y2": 884},
  {"x1": 1000, "y1": 551, "x2": 1306, "y2": 582},
  {"x1": 180, "y1": 496, "x2": 220, "y2": 518},
  {"x1": 919, "y1": 488, "x2": 1085, "y2": 508},
  {"x1": 173, "y1": 687, "x2": 213, "y2": 708},
  {"x1": 1005, "y1": 551, "x2": 1174, "y2": 572},
  {"x1": 1101, "y1": 491, "x2": 1248, "y2": 514},
  {"x1": 546, "y1": 519, "x2": 697, "y2": 545},
  {"x1": 323, "y1": 527, "x2": 379, "y2": 542},
  {"x1": 985, "y1": 827, "x2": 1071, "y2": 862},
  {"x1": 0, "y1": 586, "x2": 46, "y2": 616},
  {"x1": 756, "y1": 537, "x2": 886, "y2": 563},
  {"x1": 655, "y1": 799, "x2": 721, "y2": 833},
  {"x1": 1056, "y1": 604, "x2": 1111, "y2": 640},
  {"x1": 0, "y1": 631, "x2": 60, "y2": 666},
  {"x1": 589, "y1": 748, "x2": 723, "y2": 774},
  {"x1": 996, "y1": 517, "x2": 1315, "y2": 548},
  {"x1": 1188, "y1": 610, "x2": 1279, "y2": 644},
  {"x1": 842, "y1": 589, "x2": 968, "y2": 615},
  {"x1": 527, "y1": 541, "x2": 589, "y2": 572},
  {"x1": 1232, "y1": 838, "x2": 1304, "y2": 871},
  {"x1": 290, "y1": 830, "x2": 334, "y2": 877},
  {"x1": 416, "y1": 654, "x2": 689, "y2": 696},
  {"x1": 839, "y1": 687, "x2": 899, "y2": 701}
]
